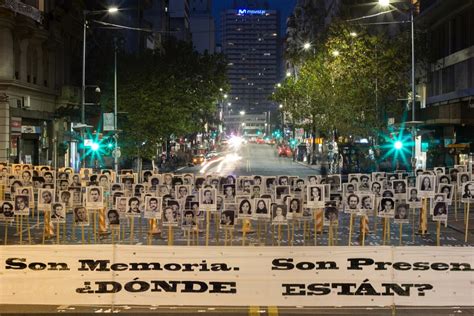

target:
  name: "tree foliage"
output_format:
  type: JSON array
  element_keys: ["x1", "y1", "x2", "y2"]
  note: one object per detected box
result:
[
  {"x1": 274, "y1": 20, "x2": 411, "y2": 140},
  {"x1": 113, "y1": 39, "x2": 228, "y2": 159}
]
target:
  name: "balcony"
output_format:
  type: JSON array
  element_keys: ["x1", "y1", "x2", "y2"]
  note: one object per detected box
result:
[
  {"x1": 410, "y1": 102, "x2": 474, "y2": 126},
  {"x1": 0, "y1": 0, "x2": 43, "y2": 23}
]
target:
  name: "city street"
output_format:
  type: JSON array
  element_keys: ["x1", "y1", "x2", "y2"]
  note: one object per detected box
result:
[{"x1": 180, "y1": 143, "x2": 317, "y2": 177}]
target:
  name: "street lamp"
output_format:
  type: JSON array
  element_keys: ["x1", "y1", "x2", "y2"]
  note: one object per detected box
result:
[
  {"x1": 378, "y1": 0, "x2": 419, "y2": 170},
  {"x1": 286, "y1": 71, "x2": 291, "y2": 77},
  {"x1": 81, "y1": 6, "x2": 119, "y2": 169},
  {"x1": 332, "y1": 50, "x2": 340, "y2": 57},
  {"x1": 303, "y1": 42, "x2": 311, "y2": 51}
]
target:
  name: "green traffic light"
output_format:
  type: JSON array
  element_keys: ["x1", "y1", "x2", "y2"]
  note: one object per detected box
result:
[
  {"x1": 91, "y1": 142, "x2": 100, "y2": 151},
  {"x1": 394, "y1": 140, "x2": 403, "y2": 150}
]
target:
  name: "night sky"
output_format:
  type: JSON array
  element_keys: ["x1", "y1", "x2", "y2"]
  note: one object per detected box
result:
[{"x1": 212, "y1": 0, "x2": 297, "y2": 44}]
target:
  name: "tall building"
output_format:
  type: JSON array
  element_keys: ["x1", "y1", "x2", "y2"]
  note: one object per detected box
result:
[
  {"x1": 190, "y1": 0, "x2": 215, "y2": 54},
  {"x1": 170, "y1": 0, "x2": 192, "y2": 43},
  {"x1": 414, "y1": 0, "x2": 474, "y2": 167},
  {"x1": 0, "y1": 0, "x2": 82, "y2": 165},
  {"x1": 221, "y1": 7, "x2": 280, "y2": 115}
]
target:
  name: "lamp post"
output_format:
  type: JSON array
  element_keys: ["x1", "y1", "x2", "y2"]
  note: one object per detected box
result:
[
  {"x1": 81, "y1": 7, "x2": 118, "y2": 169},
  {"x1": 378, "y1": 0, "x2": 420, "y2": 171}
]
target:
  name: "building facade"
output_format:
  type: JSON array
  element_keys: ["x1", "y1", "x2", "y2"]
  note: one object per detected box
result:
[
  {"x1": 221, "y1": 8, "x2": 280, "y2": 115},
  {"x1": 0, "y1": 0, "x2": 82, "y2": 165},
  {"x1": 170, "y1": 0, "x2": 192, "y2": 43},
  {"x1": 415, "y1": 0, "x2": 474, "y2": 166},
  {"x1": 190, "y1": 0, "x2": 215, "y2": 54}
]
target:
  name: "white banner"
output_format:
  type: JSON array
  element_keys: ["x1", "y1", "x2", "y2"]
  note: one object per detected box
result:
[{"x1": 0, "y1": 246, "x2": 473, "y2": 307}]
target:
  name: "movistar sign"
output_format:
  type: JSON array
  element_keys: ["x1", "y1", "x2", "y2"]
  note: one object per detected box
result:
[{"x1": 237, "y1": 9, "x2": 266, "y2": 15}]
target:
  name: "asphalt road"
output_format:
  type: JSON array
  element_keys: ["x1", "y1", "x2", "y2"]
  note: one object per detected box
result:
[{"x1": 179, "y1": 142, "x2": 317, "y2": 177}]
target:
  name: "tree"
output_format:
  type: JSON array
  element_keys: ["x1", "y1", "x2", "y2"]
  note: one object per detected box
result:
[{"x1": 109, "y1": 39, "x2": 227, "y2": 160}]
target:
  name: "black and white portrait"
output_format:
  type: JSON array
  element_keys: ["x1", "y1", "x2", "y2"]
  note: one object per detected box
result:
[
  {"x1": 253, "y1": 198, "x2": 270, "y2": 219},
  {"x1": 126, "y1": 197, "x2": 142, "y2": 217},
  {"x1": 74, "y1": 207, "x2": 89, "y2": 226},
  {"x1": 378, "y1": 197, "x2": 395, "y2": 218},
  {"x1": 432, "y1": 201, "x2": 448, "y2": 222},
  {"x1": 394, "y1": 203, "x2": 409, "y2": 224},
  {"x1": 307, "y1": 184, "x2": 325, "y2": 207},
  {"x1": 14, "y1": 194, "x2": 29, "y2": 216},
  {"x1": 271, "y1": 204, "x2": 287, "y2": 225},
  {"x1": 50, "y1": 202, "x2": 66, "y2": 223},
  {"x1": 237, "y1": 196, "x2": 252, "y2": 219},
  {"x1": 181, "y1": 209, "x2": 197, "y2": 228},
  {"x1": 107, "y1": 209, "x2": 120, "y2": 226},
  {"x1": 86, "y1": 186, "x2": 104, "y2": 209},
  {"x1": 38, "y1": 188, "x2": 54, "y2": 210},
  {"x1": 162, "y1": 206, "x2": 178, "y2": 226},
  {"x1": 144, "y1": 196, "x2": 161, "y2": 219}
]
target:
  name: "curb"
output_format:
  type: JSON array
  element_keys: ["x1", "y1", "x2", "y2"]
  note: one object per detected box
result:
[{"x1": 294, "y1": 160, "x2": 321, "y2": 172}]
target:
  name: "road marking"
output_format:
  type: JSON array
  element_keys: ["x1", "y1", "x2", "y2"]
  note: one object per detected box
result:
[
  {"x1": 248, "y1": 306, "x2": 260, "y2": 316},
  {"x1": 268, "y1": 306, "x2": 279, "y2": 316}
]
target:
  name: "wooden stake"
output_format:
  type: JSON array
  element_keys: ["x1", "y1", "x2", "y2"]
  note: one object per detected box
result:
[
  {"x1": 27, "y1": 218, "x2": 31, "y2": 244},
  {"x1": 81, "y1": 225, "x2": 85, "y2": 244},
  {"x1": 399, "y1": 223, "x2": 403, "y2": 246},
  {"x1": 436, "y1": 221, "x2": 441, "y2": 246},
  {"x1": 412, "y1": 207, "x2": 416, "y2": 243},
  {"x1": 56, "y1": 221, "x2": 60, "y2": 244},
  {"x1": 19, "y1": 215, "x2": 23, "y2": 245},
  {"x1": 167, "y1": 225, "x2": 173, "y2": 246},
  {"x1": 465, "y1": 202, "x2": 470, "y2": 243},
  {"x1": 348, "y1": 213, "x2": 354, "y2": 246},
  {"x1": 277, "y1": 224, "x2": 282, "y2": 246},
  {"x1": 130, "y1": 217, "x2": 135, "y2": 244},
  {"x1": 454, "y1": 186, "x2": 458, "y2": 221},
  {"x1": 206, "y1": 211, "x2": 210, "y2": 246},
  {"x1": 328, "y1": 221, "x2": 333, "y2": 246},
  {"x1": 4, "y1": 222, "x2": 8, "y2": 245}
]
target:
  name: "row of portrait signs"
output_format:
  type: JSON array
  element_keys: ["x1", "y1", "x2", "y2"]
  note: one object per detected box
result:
[
  {"x1": 0, "y1": 245, "x2": 473, "y2": 307},
  {"x1": 0, "y1": 163, "x2": 473, "y2": 231}
]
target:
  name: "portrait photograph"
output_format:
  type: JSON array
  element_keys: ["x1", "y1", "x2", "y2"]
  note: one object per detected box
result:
[
  {"x1": 438, "y1": 184, "x2": 453, "y2": 202},
  {"x1": 359, "y1": 194, "x2": 375, "y2": 213},
  {"x1": 307, "y1": 184, "x2": 325, "y2": 208},
  {"x1": 223, "y1": 184, "x2": 236, "y2": 201},
  {"x1": 394, "y1": 203, "x2": 410, "y2": 224},
  {"x1": 1, "y1": 201, "x2": 14, "y2": 220},
  {"x1": 253, "y1": 198, "x2": 270, "y2": 219},
  {"x1": 271, "y1": 204, "x2": 287, "y2": 225},
  {"x1": 14, "y1": 194, "x2": 30, "y2": 216},
  {"x1": 462, "y1": 181, "x2": 474, "y2": 202},
  {"x1": 144, "y1": 196, "x2": 162, "y2": 219},
  {"x1": 74, "y1": 207, "x2": 89, "y2": 226},
  {"x1": 174, "y1": 185, "x2": 189, "y2": 200},
  {"x1": 417, "y1": 175, "x2": 435, "y2": 197},
  {"x1": 392, "y1": 179, "x2": 407, "y2": 200},
  {"x1": 457, "y1": 172, "x2": 471, "y2": 189},
  {"x1": 432, "y1": 201, "x2": 448, "y2": 222},
  {"x1": 70, "y1": 188, "x2": 82, "y2": 206},
  {"x1": 86, "y1": 186, "x2": 104, "y2": 209},
  {"x1": 50, "y1": 202, "x2": 66, "y2": 223},
  {"x1": 58, "y1": 190, "x2": 72, "y2": 207},
  {"x1": 162, "y1": 206, "x2": 178, "y2": 227},
  {"x1": 38, "y1": 188, "x2": 54, "y2": 210},
  {"x1": 126, "y1": 197, "x2": 142, "y2": 217},
  {"x1": 344, "y1": 193, "x2": 360, "y2": 213},
  {"x1": 287, "y1": 197, "x2": 302, "y2": 219},
  {"x1": 343, "y1": 182, "x2": 356, "y2": 198},
  {"x1": 237, "y1": 196, "x2": 253, "y2": 219},
  {"x1": 181, "y1": 209, "x2": 197, "y2": 228},
  {"x1": 275, "y1": 185, "x2": 290, "y2": 201},
  {"x1": 323, "y1": 204, "x2": 338, "y2": 226},
  {"x1": 116, "y1": 196, "x2": 128, "y2": 214},
  {"x1": 220, "y1": 208, "x2": 236, "y2": 228},
  {"x1": 408, "y1": 188, "x2": 422, "y2": 208},
  {"x1": 199, "y1": 188, "x2": 217, "y2": 211},
  {"x1": 378, "y1": 197, "x2": 395, "y2": 218},
  {"x1": 107, "y1": 209, "x2": 120, "y2": 226}
]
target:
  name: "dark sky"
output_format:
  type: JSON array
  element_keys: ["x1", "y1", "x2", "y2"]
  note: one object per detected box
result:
[{"x1": 212, "y1": 0, "x2": 297, "y2": 45}]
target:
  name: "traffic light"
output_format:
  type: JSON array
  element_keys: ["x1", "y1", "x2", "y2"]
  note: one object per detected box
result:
[
  {"x1": 394, "y1": 140, "x2": 403, "y2": 150},
  {"x1": 91, "y1": 142, "x2": 100, "y2": 151},
  {"x1": 289, "y1": 138, "x2": 297, "y2": 148}
]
